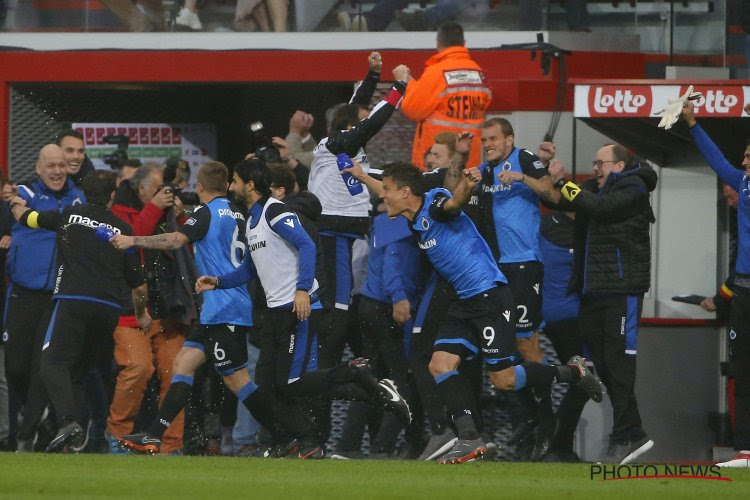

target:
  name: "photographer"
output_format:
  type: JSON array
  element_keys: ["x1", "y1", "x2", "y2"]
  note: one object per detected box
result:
[
  {"x1": 163, "y1": 157, "x2": 200, "y2": 208},
  {"x1": 108, "y1": 163, "x2": 191, "y2": 454}
]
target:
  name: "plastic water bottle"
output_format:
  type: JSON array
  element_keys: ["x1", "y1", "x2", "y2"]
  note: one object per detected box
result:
[
  {"x1": 336, "y1": 153, "x2": 363, "y2": 196},
  {"x1": 95, "y1": 224, "x2": 135, "y2": 254}
]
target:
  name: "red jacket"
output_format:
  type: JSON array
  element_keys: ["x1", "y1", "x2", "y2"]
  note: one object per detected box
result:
[{"x1": 112, "y1": 201, "x2": 165, "y2": 328}]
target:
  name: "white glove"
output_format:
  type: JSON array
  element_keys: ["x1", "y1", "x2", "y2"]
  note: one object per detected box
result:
[{"x1": 655, "y1": 85, "x2": 696, "y2": 130}]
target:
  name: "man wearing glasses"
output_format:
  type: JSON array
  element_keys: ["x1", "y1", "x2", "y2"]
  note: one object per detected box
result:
[{"x1": 500, "y1": 143, "x2": 658, "y2": 464}]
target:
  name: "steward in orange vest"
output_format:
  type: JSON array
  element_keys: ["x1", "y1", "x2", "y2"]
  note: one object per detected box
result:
[{"x1": 401, "y1": 22, "x2": 492, "y2": 170}]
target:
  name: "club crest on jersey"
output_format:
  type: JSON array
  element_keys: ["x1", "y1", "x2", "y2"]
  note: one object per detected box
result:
[
  {"x1": 501, "y1": 161, "x2": 512, "y2": 171},
  {"x1": 420, "y1": 217, "x2": 430, "y2": 230}
]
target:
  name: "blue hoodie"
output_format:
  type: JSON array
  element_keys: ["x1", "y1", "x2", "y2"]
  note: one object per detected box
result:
[
  {"x1": 7, "y1": 178, "x2": 85, "y2": 291},
  {"x1": 361, "y1": 214, "x2": 421, "y2": 305}
]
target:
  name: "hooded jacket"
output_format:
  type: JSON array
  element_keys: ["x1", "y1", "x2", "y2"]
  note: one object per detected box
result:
[
  {"x1": 283, "y1": 191, "x2": 328, "y2": 304},
  {"x1": 401, "y1": 46, "x2": 491, "y2": 170},
  {"x1": 560, "y1": 163, "x2": 658, "y2": 295}
]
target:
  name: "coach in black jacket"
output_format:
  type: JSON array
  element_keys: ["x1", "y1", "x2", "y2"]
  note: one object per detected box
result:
[
  {"x1": 508, "y1": 143, "x2": 658, "y2": 463},
  {"x1": 554, "y1": 144, "x2": 657, "y2": 465}
]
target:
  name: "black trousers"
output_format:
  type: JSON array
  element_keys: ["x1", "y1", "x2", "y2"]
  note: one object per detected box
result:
[
  {"x1": 729, "y1": 284, "x2": 750, "y2": 449},
  {"x1": 3, "y1": 285, "x2": 52, "y2": 404},
  {"x1": 340, "y1": 296, "x2": 412, "y2": 453},
  {"x1": 318, "y1": 234, "x2": 356, "y2": 368},
  {"x1": 579, "y1": 294, "x2": 646, "y2": 444},
  {"x1": 410, "y1": 275, "x2": 455, "y2": 433},
  {"x1": 543, "y1": 318, "x2": 589, "y2": 452},
  {"x1": 39, "y1": 299, "x2": 118, "y2": 427}
]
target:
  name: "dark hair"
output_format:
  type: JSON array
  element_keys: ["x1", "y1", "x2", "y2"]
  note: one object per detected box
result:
[
  {"x1": 330, "y1": 104, "x2": 361, "y2": 136},
  {"x1": 382, "y1": 162, "x2": 425, "y2": 196},
  {"x1": 437, "y1": 22, "x2": 464, "y2": 48},
  {"x1": 606, "y1": 143, "x2": 637, "y2": 169},
  {"x1": 482, "y1": 117, "x2": 514, "y2": 137},
  {"x1": 197, "y1": 161, "x2": 228, "y2": 193},
  {"x1": 56, "y1": 129, "x2": 84, "y2": 145},
  {"x1": 164, "y1": 157, "x2": 190, "y2": 185},
  {"x1": 233, "y1": 158, "x2": 271, "y2": 197},
  {"x1": 82, "y1": 170, "x2": 117, "y2": 206},
  {"x1": 268, "y1": 164, "x2": 296, "y2": 194}
]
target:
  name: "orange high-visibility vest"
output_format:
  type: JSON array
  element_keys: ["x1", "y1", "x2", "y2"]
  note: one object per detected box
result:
[{"x1": 401, "y1": 46, "x2": 492, "y2": 170}]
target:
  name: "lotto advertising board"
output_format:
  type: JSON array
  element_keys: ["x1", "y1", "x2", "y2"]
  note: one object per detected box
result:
[
  {"x1": 574, "y1": 84, "x2": 748, "y2": 118},
  {"x1": 72, "y1": 122, "x2": 217, "y2": 190}
]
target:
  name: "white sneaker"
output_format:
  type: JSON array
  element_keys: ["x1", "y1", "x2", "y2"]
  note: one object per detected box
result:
[
  {"x1": 175, "y1": 7, "x2": 202, "y2": 31},
  {"x1": 717, "y1": 450, "x2": 750, "y2": 467}
]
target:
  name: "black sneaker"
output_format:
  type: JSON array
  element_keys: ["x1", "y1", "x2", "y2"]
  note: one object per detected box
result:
[
  {"x1": 46, "y1": 422, "x2": 84, "y2": 453},
  {"x1": 542, "y1": 448, "x2": 582, "y2": 463},
  {"x1": 117, "y1": 432, "x2": 161, "y2": 455},
  {"x1": 601, "y1": 437, "x2": 654, "y2": 464},
  {"x1": 567, "y1": 356, "x2": 603, "y2": 403},
  {"x1": 437, "y1": 438, "x2": 487, "y2": 464},
  {"x1": 621, "y1": 437, "x2": 654, "y2": 464},
  {"x1": 376, "y1": 379, "x2": 411, "y2": 425},
  {"x1": 417, "y1": 429, "x2": 458, "y2": 461}
]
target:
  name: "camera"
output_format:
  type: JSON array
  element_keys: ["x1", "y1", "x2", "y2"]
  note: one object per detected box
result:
[
  {"x1": 102, "y1": 134, "x2": 130, "y2": 169},
  {"x1": 248, "y1": 121, "x2": 281, "y2": 164}
]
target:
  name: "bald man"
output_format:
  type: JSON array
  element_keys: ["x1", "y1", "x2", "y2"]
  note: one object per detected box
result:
[{"x1": 4, "y1": 144, "x2": 85, "y2": 451}]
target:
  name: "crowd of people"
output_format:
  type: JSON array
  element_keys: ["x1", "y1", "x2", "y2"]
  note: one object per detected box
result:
[{"x1": 0, "y1": 20, "x2": 748, "y2": 467}]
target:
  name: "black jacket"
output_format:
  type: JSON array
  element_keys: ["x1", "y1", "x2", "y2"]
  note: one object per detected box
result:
[
  {"x1": 559, "y1": 163, "x2": 658, "y2": 295},
  {"x1": 284, "y1": 191, "x2": 328, "y2": 305}
]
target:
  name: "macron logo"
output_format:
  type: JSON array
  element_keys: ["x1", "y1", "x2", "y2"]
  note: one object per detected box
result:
[
  {"x1": 284, "y1": 219, "x2": 294, "y2": 228},
  {"x1": 67, "y1": 214, "x2": 121, "y2": 234},
  {"x1": 502, "y1": 310, "x2": 511, "y2": 322}
]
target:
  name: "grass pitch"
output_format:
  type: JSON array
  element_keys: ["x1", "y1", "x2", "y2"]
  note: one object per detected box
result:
[{"x1": 1, "y1": 453, "x2": 749, "y2": 499}]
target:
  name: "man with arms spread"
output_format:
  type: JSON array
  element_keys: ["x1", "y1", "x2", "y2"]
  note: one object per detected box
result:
[{"x1": 682, "y1": 102, "x2": 750, "y2": 467}]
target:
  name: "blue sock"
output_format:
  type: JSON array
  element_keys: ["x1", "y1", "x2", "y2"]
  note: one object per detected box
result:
[{"x1": 513, "y1": 365, "x2": 527, "y2": 391}]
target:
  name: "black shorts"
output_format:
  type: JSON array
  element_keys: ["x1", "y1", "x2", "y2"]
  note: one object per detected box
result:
[
  {"x1": 185, "y1": 323, "x2": 250, "y2": 376},
  {"x1": 433, "y1": 286, "x2": 518, "y2": 372},
  {"x1": 730, "y1": 285, "x2": 750, "y2": 359},
  {"x1": 499, "y1": 261, "x2": 544, "y2": 338}
]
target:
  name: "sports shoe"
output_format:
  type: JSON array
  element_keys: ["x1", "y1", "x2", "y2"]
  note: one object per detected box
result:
[
  {"x1": 175, "y1": 7, "x2": 202, "y2": 31},
  {"x1": 567, "y1": 356, "x2": 603, "y2": 403},
  {"x1": 437, "y1": 438, "x2": 487, "y2": 464},
  {"x1": 376, "y1": 379, "x2": 412, "y2": 425},
  {"x1": 116, "y1": 432, "x2": 161, "y2": 455},
  {"x1": 717, "y1": 450, "x2": 750, "y2": 467},
  {"x1": 542, "y1": 448, "x2": 582, "y2": 463},
  {"x1": 274, "y1": 438, "x2": 323, "y2": 459},
  {"x1": 106, "y1": 431, "x2": 130, "y2": 455},
  {"x1": 417, "y1": 429, "x2": 458, "y2": 461},
  {"x1": 71, "y1": 418, "x2": 92, "y2": 453},
  {"x1": 46, "y1": 422, "x2": 84, "y2": 453},
  {"x1": 601, "y1": 437, "x2": 654, "y2": 464}
]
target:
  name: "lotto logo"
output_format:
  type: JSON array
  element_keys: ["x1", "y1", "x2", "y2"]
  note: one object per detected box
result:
[
  {"x1": 589, "y1": 86, "x2": 651, "y2": 117},
  {"x1": 682, "y1": 86, "x2": 743, "y2": 116}
]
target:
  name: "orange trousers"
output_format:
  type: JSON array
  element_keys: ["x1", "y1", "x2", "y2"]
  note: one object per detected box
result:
[{"x1": 107, "y1": 319, "x2": 185, "y2": 453}]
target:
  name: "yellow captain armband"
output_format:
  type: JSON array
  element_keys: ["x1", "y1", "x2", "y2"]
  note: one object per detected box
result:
[
  {"x1": 26, "y1": 211, "x2": 40, "y2": 229},
  {"x1": 560, "y1": 182, "x2": 582, "y2": 202}
]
